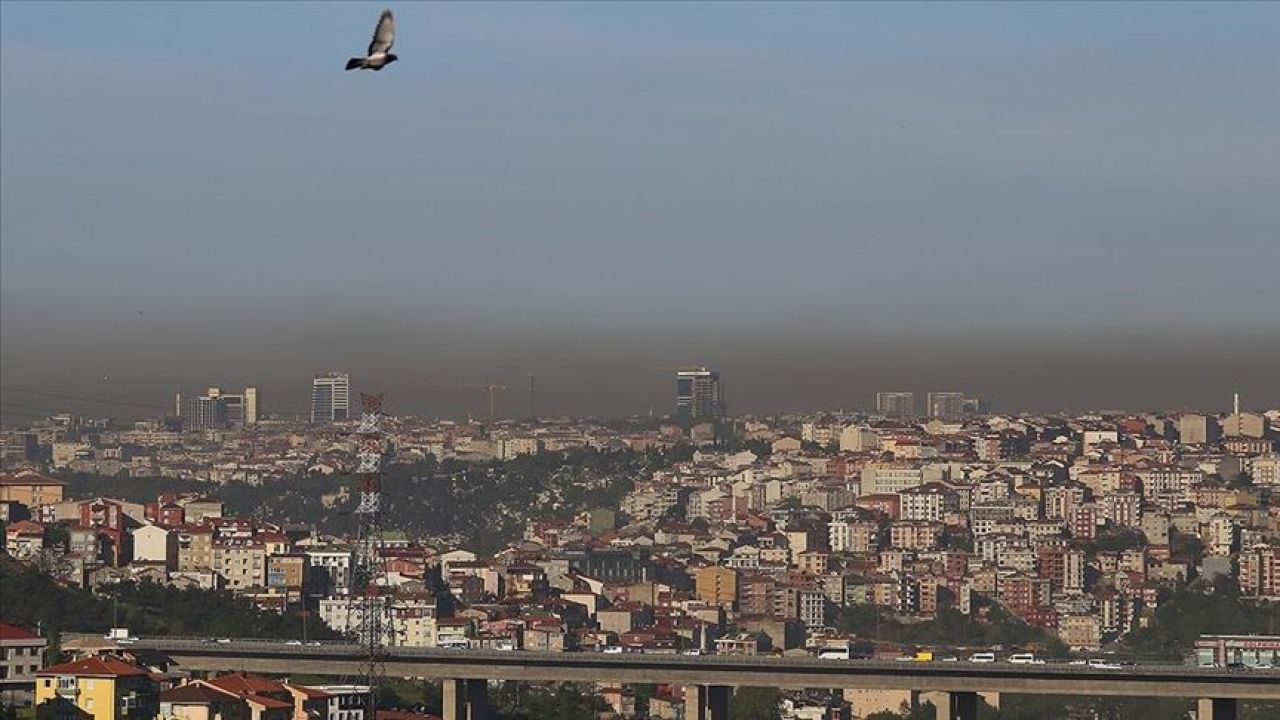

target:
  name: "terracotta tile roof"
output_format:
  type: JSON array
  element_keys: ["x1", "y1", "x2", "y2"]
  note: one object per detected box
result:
[
  {"x1": 285, "y1": 685, "x2": 332, "y2": 700},
  {"x1": 37, "y1": 657, "x2": 149, "y2": 678},
  {"x1": 4, "y1": 520, "x2": 45, "y2": 535},
  {"x1": 0, "y1": 622, "x2": 41, "y2": 640},
  {"x1": 161, "y1": 683, "x2": 242, "y2": 704},
  {"x1": 0, "y1": 471, "x2": 65, "y2": 486},
  {"x1": 207, "y1": 673, "x2": 285, "y2": 695},
  {"x1": 246, "y1": 695, "x2": 294, "y2": 710}
]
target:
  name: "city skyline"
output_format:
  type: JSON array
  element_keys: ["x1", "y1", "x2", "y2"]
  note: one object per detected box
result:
[
  {"x1": 2, "y1": 2, "x2": 1277, "y2": 419},
  {"x1": 3, "y1": 4, "x2": 1279, "y2": 719},
  {"x1": 2, "y1": 373, "x2": 1275, "y2": 426}
]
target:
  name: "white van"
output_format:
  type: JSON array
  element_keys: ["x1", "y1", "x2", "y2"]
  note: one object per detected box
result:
[
  {"x1": 1007, "y1": 653, "x2": 1044, "y2": 664},
  {"x1": 968, "y1": 652, "x2": 996, "y2": 663}
]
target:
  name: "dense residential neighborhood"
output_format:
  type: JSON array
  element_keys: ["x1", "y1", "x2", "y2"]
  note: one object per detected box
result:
[{"x1": 3, "y1": 396, "x2": 1280, "y2": 719}]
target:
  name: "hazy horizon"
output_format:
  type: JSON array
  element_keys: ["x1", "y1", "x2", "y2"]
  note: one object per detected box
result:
[{"x1": 3, "y1": 2, "x2": 1278, "y2": 420}]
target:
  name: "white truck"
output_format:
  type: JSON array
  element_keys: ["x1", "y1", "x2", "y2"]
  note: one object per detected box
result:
[{"x1": 104, "y1": 628, "x2": 136, "y2": 644}]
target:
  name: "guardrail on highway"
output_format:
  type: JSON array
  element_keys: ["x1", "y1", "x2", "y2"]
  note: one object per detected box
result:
[{"x1": 65, "y1": 634, "x2": 1280, "y2": 679}]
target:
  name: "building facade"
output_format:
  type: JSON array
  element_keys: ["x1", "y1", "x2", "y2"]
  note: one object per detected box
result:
[
  {"x1": 876, "y1": 392, "x2": 915, "y2": 418},
  {"x1": 676, "y1": 368, "x2": 725, "y2": 421},
  {"x1": 310, "y1": 373, "x2": 351, "y2": 424}
]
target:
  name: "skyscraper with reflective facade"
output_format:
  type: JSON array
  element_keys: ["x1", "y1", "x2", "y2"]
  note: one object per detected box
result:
[
  {"x1": 676, "y1": 367, "x2": 725, "y2": 421},
  {"x1": 311, "y1": 372, "x2": 351, "y2": 423}
]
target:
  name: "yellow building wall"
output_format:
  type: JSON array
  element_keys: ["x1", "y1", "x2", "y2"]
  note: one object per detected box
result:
[{"x1": 36, "y1": 675, "x2": 119, "y2": 720}]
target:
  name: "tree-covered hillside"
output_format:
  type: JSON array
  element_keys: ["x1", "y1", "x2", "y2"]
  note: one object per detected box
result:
[
  {"x1": 60, "y1": 447, "x2": 691, "y2": 553},
  {"x1": 0, "y1": 556, "x2": 338, "y2": 661}
]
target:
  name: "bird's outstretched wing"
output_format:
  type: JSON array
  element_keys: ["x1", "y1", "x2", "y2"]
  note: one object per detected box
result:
[{"x1": 367, "y1": 9, "x2": 395, "y2": 55}]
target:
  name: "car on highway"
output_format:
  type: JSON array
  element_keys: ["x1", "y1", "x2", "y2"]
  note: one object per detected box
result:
[
  {"x1": 286, "y1": 640, "x2": 303, "y2": 646},
  {"x1": 1007, "y1": 653, "x2": 1046, "y2": 665},
  {"x1": 1087, "y1": 659, "x2": 1123, "y2": 670},
  {"x1": 602, "y1": 646, "x2": 624, "y2": 654},
  {"x1": 967, "y1": 652, "x2": 996, "y2": 663}
]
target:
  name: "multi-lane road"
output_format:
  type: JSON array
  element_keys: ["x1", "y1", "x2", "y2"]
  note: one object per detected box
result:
[{"x1": 82, "y1": 634, "x2": 1280, "y2": 701}]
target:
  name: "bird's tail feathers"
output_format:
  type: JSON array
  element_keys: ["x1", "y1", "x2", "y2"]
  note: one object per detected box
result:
[{"x1": 345, "y1": 57, "x2": 365, "y2": 71}]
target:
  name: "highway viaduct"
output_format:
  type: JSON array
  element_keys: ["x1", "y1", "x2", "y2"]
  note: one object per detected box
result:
[{"x1": 109, "y1": 637, "x2": 1280, "y2": 720}]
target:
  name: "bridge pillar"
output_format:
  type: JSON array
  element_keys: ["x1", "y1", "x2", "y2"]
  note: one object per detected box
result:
[
  {"x1": 442, "y1": 679, "x2": 465, "y2": 720},
  {"x1": 684, "y1": 685, "x2": 731, "y2": 720},
  {"x1": 1198, "y1": 698, "x2": 1238, "y2": 720},
  {"x1": 441, "y1": 679, "x2": 489, "y2": 720},
  {"x1": 935, "y1": 691, "x2": 978, "y2": 720},
  {"x1": 465, "y1": 679, "x2": 489, "y2": 720},
  {"x1": 707, "y1": 685, "x2": 729, "y2": 720}
]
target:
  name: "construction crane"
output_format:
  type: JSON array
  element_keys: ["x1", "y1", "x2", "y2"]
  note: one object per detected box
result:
[{"x1": 424, "y1": 383, "x2": 508, "y2": 423}]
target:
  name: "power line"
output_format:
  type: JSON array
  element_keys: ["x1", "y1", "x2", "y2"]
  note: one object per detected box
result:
[
  {"x1": 0, "y1": 385, "x2": 171, "y2": 411},
  {"x1": 0, "y1": 400, "x2": 71, "y2": 415},
  {"x1": 1, "y1": 407, "x2": 50, "y2": 418}
]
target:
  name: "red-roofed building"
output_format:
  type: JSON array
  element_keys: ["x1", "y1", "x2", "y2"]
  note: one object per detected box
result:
[
  {"x1": 5, "y1": 520, "x2": 46, "y2": 559},
  {"x1": 202, "y1": 673, "x2": 329, "y2": 720},
  {"x1": 0, "y1": 471, "x2": 65, "y2": 507},
  {"x1": 1, "y1": 622, "x2": 47, "y2": 699},
  {"x1": 160, "y1": 681, "x2": 248, "y2": 720},
  {"x1": 35, "y1": 656, "x2": 157, "y2": 720}
]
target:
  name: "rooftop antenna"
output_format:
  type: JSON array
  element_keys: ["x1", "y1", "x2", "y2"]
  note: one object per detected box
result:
[{"x1": 1233, "y1": 386, "x2": 1240, "y2": 416}]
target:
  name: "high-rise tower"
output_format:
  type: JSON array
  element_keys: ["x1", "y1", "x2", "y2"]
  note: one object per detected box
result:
[
  {"x1": 876, "y1": 392, "x2": 916, "y2": 418},
  {"x1": 676, "y1": 367, "x2": 725, "y2": 420},
  {"x1": 311, "y1": 372, "x2": 351, "y2": 423}
]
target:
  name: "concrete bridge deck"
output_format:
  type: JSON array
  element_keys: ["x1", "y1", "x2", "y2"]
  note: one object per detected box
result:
[
  {"x1": 80, "y1": 636, "x2": 1280, "y2": 720},
  {"x1": 93, "y1": 636, "x2": 1280, "y2": 697}
]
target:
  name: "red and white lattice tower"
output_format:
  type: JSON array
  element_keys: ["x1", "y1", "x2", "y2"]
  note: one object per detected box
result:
[{"x1": 347, "y1": 392, "x2": 395, "y2": 715}]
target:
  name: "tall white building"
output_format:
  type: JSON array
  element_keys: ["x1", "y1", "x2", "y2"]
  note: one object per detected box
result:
[
  {"x1": 311, "y1": 372, "x2": 351, "y2": 423},
  {"x1": 177, "y1": 386, "x2": 259, "y2": 429}
]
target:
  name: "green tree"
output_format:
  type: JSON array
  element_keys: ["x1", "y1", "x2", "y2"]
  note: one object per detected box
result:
[
  {"x1": 496, "y1": 683, "x2": 606, "y2": 720},
  {"x1": 1228, "y1": 471, "x2": 1254, "y2": 489},
  {"x1": 1122, "y1": 576, "x2": 1280, "y2": 660},
  {"x1": 0, "y1": 556, "x2": 340, "y2": 641},
  {"x1": 42, "y1": 523, "x2": 70, "y2": 551},
  {"x1": 729, "y1": 686, "x2": 780, "y2": 720},
  {"x1": 1168, "y1": 530, "x2": 1205, "y2": 561},
  {"x1": 1088, "y1": 527, "x2": 1147, "y2": 553}
]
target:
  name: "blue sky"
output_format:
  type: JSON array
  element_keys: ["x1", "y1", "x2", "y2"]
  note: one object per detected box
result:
[{"x1": 2, "y1": 2, "x2": 1277, "y2": 416}]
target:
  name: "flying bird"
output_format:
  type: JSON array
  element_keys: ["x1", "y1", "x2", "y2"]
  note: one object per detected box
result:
[{"x1": 346, "y1": 9, "x2": 398, "y2": 71}]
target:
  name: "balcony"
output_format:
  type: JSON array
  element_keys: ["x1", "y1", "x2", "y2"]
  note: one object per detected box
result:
[{"x1": 54, "y1": 683, "x2": 79, "y2": 699}]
